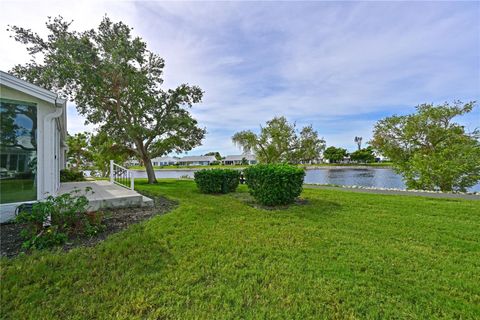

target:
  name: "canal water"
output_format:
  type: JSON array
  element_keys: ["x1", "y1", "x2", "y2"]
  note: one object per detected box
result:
[{"x1": 128, "y1": 167, "x2": 480, "y2": 192}]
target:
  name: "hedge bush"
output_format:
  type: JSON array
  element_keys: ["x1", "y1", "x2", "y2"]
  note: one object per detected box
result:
[
  {"x1": 60, "y1": 169, "x2": 86, "y2": 182},
  {"x1": 194, "y1": 169, "x2": 241, "y2": 194},
  {"x1": 243, "y1": 164, "x2": 305, "y2": 206}
]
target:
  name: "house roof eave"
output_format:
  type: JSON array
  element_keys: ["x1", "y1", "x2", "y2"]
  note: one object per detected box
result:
[{"x1": 0, "y1": 70, "x2": 65, "y2": 106}]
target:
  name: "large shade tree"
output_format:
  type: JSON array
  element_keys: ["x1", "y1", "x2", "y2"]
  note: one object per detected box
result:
[
  {"x1": 232, "y1": 116, "x2": 325, "y2": 164},
  {"x1": 9, "y1": 16, "x2": 206, "y2": 183},
  {"x1": 371, "y1": 101, "x2": 480, "y2": 191}
]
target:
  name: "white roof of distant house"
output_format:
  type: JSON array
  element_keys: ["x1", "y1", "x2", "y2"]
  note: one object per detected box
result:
[
  {"x1": 151, "y1": 156, "x2": 179, "y2": 162},
  {"x1": 223, "y1": 154, "x2": 256, "y2": 161},
  {"x1": 180, "y1": 155, "x2": 217, "y2": 162}
]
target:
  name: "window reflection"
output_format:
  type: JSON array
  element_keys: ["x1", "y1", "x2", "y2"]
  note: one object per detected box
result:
[{"x1": 0, "y1": 100, "x2": 37, "y2": 203}]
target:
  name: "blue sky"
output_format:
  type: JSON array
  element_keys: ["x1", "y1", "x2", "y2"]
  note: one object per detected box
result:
[{"x1": 1, "y1": 1, "x2": 479, "y2": 155}]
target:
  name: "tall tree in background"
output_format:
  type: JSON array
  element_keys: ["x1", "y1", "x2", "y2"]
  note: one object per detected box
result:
[
  {"x1": 371, "y1": 101, "x2": 480, "y2": 191},
  {"x1": 232, "y1": 116, "x2": 325, "y2": 164},
  {"x1": 9, "y1": 16, "x2": 205, "y2": 183},
  {"x1": 354, "y1": 136, "x2": 363, "y2": 150}
]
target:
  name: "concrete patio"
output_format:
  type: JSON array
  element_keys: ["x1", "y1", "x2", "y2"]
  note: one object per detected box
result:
[
  {"x1": 58, "y1": 180, "x2": 153, "y2": 211},
  {"x1": 0, "y1": 180, "x2": 153, "y2": 223}
]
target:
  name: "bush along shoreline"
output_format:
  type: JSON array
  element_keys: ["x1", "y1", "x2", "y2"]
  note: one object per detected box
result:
[
  {"x1": 194, "y1": 169, "x2": 241, "y2": 194},
  {"x1": 244, "y1": 164, "x2": 306, "y2": 206}
]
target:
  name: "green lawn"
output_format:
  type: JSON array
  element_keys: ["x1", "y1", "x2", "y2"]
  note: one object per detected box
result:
[{"x1": 1, "y1": 180, "x2": 479, "y2": 319}]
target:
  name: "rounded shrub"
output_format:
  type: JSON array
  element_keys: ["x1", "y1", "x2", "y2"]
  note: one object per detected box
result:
[
  {"x1": 243, "y1": 164, "x2": 305, "y2": 206},
  {"x1": 194, "y1": 169, "x2": 241, "y2": 194}
]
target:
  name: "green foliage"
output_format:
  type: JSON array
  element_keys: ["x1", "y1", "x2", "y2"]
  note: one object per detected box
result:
[
  {"x1": 232, "y1": 116, "x2": 325, "y2": 164},
  {"x1": 194, "y1": 169, "x2": 240, "y2": 194},
  {"x1": 350, "y1": 146, "x2": 376, "y2": 163},
  {"x1": 89, "y1": 130, "x2": 135, "y2": 177},
  {"x1": 371, "y1": 101, "x2": 480, "y2": 191},
  {"x1": 60, "y1": 169, "x2": 86, "y2": 182},
  {"x1": 9, "y1": 16, "x2": 205, "y2": 184},
  {"x1": 1, "y1": 180, "x2": 480, "y2": 318},
  {"x1": 243, "y1": 164, "x2": 305, "y2": 206},
  {"x1": 66, "y1": 132, "x2": 92, "y2": 169},
  {"x1": 15, "y1": 188, "x2": 103, "y2": 250},
  {"x1": 323, "y1": 146, "x2": 348, "y2": 163},
  {"x1": 20, "y1": 226, "x2": 68, "y2": 250}
]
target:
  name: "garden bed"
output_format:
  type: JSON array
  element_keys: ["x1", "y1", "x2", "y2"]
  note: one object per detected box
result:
[{"x1": 0, "y1": 193, "x2": 176, "y2": 258}]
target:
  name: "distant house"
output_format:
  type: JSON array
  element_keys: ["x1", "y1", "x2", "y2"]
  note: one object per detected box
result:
[
  {"x1": 178, "y1": 155, "x2": 216, "y2": 166},
  {"x1": 151, "y1": 156, "x2": 178, "y2": 166},
  {"x1": 0, "y1": 71, "x2": 67, "y2": 216},
  {"x1": 373, "y1": 151, "x2": 390, "y2": 162},
  {"x1": 222, "y1": 154, "x2": 257, "y2": 165},
  {"x1": 298, "y1": 155, "x2": 325, "y2": 165},
  {"x1": 126, "y1": 158, "x2": 140, "y2": 167}
]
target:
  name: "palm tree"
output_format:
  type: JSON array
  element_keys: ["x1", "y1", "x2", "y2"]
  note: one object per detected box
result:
[{"x1": 354, "y1": 136, "x2": 363, "y2": 150}]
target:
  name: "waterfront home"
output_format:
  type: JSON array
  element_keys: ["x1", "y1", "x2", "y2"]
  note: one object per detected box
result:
[
  {"x1": 178, "y1": 155, "x2": 216, "y2": 166},
  {"x1": 151, "y1": 156, "x2": 179, "y2": 166},
  {"x1": 0, "y1": 71, "x2": 67, "y2": 217},
  {"x1": 222, "y1": 154, "x2": 257, "y2": 165}
]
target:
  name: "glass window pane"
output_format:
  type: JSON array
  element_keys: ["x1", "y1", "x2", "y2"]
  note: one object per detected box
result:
[
  {"x1": 0, "y1": 154, "x2": 6, "y2": 168},
  {"x1": 0, "y1": 100, "x2": 37, "y2": 204},
  {"x1": 8, "y1": 154, "x2": 17, "y2": 171},
  {"x1": 18, "y1": 155, "x2": 26, "y2": 172}
]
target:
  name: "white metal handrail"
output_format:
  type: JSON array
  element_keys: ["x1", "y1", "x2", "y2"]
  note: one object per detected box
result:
[{"x1": 110, "y1": 160, "x2": 134, "y2": 190}]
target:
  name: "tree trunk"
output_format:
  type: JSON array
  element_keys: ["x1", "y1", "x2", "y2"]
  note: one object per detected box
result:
[
  {"x1": 143, "y1": 156, "x2": 157, "y2": 184},
  {"x1": 135, "y1": 139, "x2": 157, "y2": 184}
]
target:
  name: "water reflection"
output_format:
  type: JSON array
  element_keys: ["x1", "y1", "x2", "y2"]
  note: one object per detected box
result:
[{"x1": 304, "y1": 168, "x2": 405, "y2": 189}]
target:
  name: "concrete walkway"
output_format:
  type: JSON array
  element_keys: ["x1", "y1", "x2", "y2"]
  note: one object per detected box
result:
[{"x1": 304, "y1": 184, "x2": 480, "y2": 200}]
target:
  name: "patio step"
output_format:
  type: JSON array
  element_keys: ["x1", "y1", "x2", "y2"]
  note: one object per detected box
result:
[
  {"x1": 59, "y1": 181, "x2": 153, "y2": 211},
  {"x1": 141, "y1": 196, "x2": 154, "y2": 207}
]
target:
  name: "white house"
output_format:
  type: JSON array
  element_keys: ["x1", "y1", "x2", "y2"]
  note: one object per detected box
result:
[
  {"x1": 0, "y1": 71, "x2": 67, "y2": 219},
  {"x1": 178, "y1": 155, "x2": 216, "y2": 166},
  {"x1": 222, "y1": 154, "x2": 257, "y2": 165},
  {"x1": 151, "y1": 156, "x2": 179, "y2": 166}
]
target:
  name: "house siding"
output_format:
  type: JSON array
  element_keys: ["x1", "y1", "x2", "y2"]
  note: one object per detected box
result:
[{"x1": 0, "y1": 84, "x2": 66, "y2": 221}]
